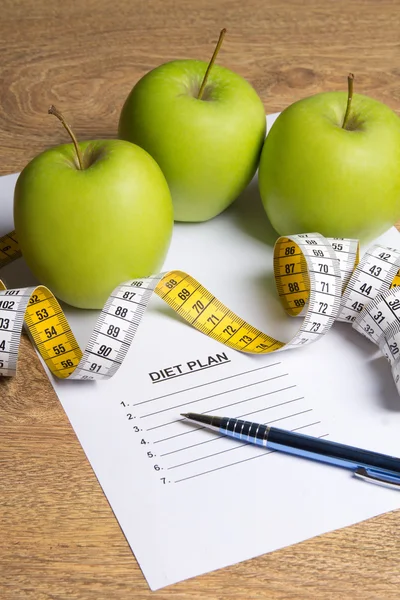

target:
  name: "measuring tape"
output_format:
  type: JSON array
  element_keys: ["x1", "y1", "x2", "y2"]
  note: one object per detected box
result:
[{"x1": 2, "y1": 230, "x2": 400, "y2": 393}]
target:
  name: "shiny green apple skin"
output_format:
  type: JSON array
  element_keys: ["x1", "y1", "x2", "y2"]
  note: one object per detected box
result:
[
  {"x1": 259, "y1": 92, "x2": 400, "y2": 240},
  {"x1": 118, "y1": 60, "x2": 266, "y2": 222},
  {"x1": 14, "y1": 140, "x2": 173, "y2": 309}
]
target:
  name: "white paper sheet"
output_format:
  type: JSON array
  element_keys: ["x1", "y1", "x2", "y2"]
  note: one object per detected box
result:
[{"x1": 1, "y1": 115, "x2": 400, "y2": 590}]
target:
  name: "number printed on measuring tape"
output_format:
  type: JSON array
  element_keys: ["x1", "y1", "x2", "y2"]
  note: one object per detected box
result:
[{"x1": 2, "y1": 230, "x2": 400, "y2": 395}]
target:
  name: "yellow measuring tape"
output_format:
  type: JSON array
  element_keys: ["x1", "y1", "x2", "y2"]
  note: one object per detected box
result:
[{"x1": 2, "y1": 230, "x2": 400, "y2": 391}]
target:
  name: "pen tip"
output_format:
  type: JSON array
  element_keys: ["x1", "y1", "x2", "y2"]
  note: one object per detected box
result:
[{"x1": 181, "y1": 413, "x2": 189, "y2": 418}]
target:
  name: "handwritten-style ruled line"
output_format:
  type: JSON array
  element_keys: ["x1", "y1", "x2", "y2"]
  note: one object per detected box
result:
[
  {"x1": 174, "y1": 429, "x2": 328, "y2": 484},
  {"x1": 140, "y1": 373, "x2": 289, "y2": 418},
  {"x1": 133, "y1": 362, "x2": 282, "y2": 406}
]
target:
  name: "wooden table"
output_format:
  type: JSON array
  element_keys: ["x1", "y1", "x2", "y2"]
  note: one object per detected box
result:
[{"x1": 1, "y1": 1, "x2": 400, "y2": 598}]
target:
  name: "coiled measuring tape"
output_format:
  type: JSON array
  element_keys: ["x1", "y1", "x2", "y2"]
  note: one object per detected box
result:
[{"x1": 2, "y1": 230, "x2": 400, "y2": 393}]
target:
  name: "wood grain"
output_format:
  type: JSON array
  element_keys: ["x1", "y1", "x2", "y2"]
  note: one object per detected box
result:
[{"x1": 1, "y1": 1, "x2": 400, "y2": 598}]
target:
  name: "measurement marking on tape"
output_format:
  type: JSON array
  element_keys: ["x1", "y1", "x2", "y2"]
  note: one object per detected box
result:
[{"x1": 1, "y1": 231, "x2": 400, "y2": 395}]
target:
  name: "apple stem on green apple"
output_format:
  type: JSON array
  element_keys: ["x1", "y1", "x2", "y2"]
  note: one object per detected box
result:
[
  {"x1": 342, "y1": 73, "x2": 355, "y2": 130},
  {"x1": 48, "y1": 105, "x2": 85, "y2": 170},
  {"x1": 197, "y1": 28, "x2": 227, "y2": 100}
]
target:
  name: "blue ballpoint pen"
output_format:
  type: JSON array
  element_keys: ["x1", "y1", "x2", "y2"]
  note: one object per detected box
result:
[{"x1": 181, "y1": 412, "x2": 400, "y2": 490}]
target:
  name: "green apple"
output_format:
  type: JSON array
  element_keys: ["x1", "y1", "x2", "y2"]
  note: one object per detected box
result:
[
  {"x1": 14, "y1": 106, "x2": 173, "y2": 309},
  {"x1": 259, "y1": 75, "x2": 400, "y2": 240},
  {"x1": 118, "y1": 30, "x2": 266, "y2": 222}
]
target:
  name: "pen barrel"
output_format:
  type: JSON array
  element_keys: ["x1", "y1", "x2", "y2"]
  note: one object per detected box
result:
[
  {"x1": 219, "y1": 417, "x2": 400, "y2": 476},
  {"x1": 266, "y1": 427, "x2": 400, "y2": 475}
]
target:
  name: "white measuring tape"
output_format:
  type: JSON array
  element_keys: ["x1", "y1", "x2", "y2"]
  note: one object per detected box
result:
[{"x1": 1, "y1": 231, "x2": 400, "y2": 394}]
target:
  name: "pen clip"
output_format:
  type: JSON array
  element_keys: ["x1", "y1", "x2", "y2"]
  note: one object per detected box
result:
[{"x1": 354, "y1": 467, "x2": 400, "y2": 491}]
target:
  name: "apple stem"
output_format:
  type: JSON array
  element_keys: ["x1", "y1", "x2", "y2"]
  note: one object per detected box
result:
[
  {"x1": 342, "y1": 73, "x2": 355, "y2": 129},
  {"x1": 197, "y1": 28, "x2": 227, "y2": 100},
  {"x1": 48, "y1": 105, "x2": 84, "y2": 170}
]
